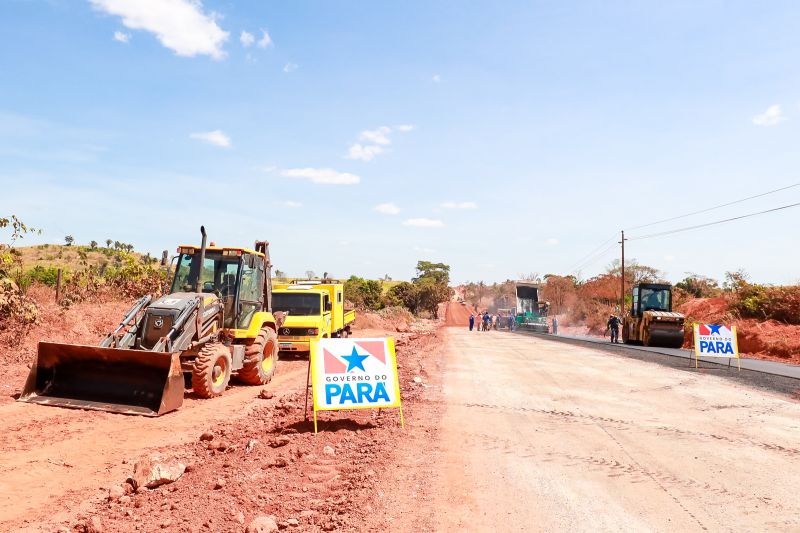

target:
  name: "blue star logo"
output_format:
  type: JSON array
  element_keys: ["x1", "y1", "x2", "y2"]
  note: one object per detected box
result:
[
  {"x1": 341, "y1": 346, "x2": 369, "y2": 372},
  {"x1": 708, "y1": 324, "x2": 723, "y2": 335}
]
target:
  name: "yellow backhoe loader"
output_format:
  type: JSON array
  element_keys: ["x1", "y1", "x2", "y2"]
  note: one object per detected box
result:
[{"x1": 18, "y1": 227, "x2": 283, "y2": 416}]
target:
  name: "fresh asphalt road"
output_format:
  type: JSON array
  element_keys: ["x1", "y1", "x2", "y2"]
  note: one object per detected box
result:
[
  {"x1": 429, "y1": 327, "x2": 800, "y2": 532},
  {"x1": 516, "y1": 329, "x2": 800, "y2": 380}
]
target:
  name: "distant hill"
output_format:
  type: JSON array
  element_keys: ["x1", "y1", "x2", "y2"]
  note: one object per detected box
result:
[{"x1": 14, "y1": 244, "x2": 151, "y2": 272}]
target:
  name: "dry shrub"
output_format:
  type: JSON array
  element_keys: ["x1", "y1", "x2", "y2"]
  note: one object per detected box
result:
[
  {"x1": 0, "y1": 277, "x2": 39, "y2": 347},
  {"x1": 730, "y1": 284, "x2": 800, "y2": 324}
]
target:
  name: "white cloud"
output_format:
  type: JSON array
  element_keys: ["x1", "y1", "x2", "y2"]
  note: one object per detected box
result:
[
  {"x1": 414, "y1": 246, "x2": 436, "y2": 253},
  {"x1": 257, "y1": 29, "x2": 272, "y2": 48},
  {"x1": 347, "y1": 143, "x2": 384, "y2": 161},
  {"x1": 664, "y1": 254, "x2": 675, "y2": 261},
  {"x1": 90, "y1": 0, "x2": 229, "y2": 59},
  {"x1": 752, "y1": 104, "x2": 786, "y2": 126},
  {"x1": 403, "y1": 218, "x2": 444, "y2": 228},
  {"x1": 240, "y1": 30, "x2": 254, "y2": 47},
  {"x1": 432, "y1": 74, "x2": 442, "y2": 83},
  {"x1": 441, "y1": 201, "x2": 477, "y2": 209},
  {"x1": 346, "y1": 125, "x2": 414, "y2": 161},
  {"x1": 374, "y1": 202, "x2": 400, "y2": 215},
  {"x1": 359, "y1": 126, "x2": 392, "y2": 146},
  {"x1": 282, "y1": 167, "x2": 360, "y2": 185},
  {"x1": 283, "y1": 62, "x2": 298, "y2": 73},
  {"x1": 281, "y1": 200, "x2": 302, "y2": 208},
  {"x1": 545, "y1": 238, "x2": 559, "y2": 246},
  {"x1": 190, "y1": 129, "x2": 231, "y2": 148},
  {"x1": 113, "y1": 30, "x2": 130, "y2": 43}
]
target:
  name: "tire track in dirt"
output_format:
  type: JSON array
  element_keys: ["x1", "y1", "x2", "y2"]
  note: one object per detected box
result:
[
  {"x1": 459, "y1": 430, "x2": 772, "y2": 509},
  {"x1": 459, "y1": 402, "x2": 800, "y2": 458}
]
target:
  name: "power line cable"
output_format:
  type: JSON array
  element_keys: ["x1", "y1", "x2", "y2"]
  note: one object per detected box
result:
[
  {"x1": 629, "y1": 201, "x2": 800, "y2": 241},
  {"x1": 625, "y1": 182, "x2": 800, "y2": 231},
  {"x1": 566, "y1": 233, "x2": 618, "y2": 273},
  {"x1": 571, "y1": 241, "x2": 618, "y2": 275}
]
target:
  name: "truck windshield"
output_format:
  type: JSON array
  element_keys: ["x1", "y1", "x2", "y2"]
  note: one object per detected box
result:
[
  {"x1": 272, "y1": 293, "x2": 321, "y2": 316},
  {"x1": 171, "y1": 253, "x2": 241, "y2": 295},
  {"x1": 640, "y1": 288, "x2": 670, "y2": 312}
]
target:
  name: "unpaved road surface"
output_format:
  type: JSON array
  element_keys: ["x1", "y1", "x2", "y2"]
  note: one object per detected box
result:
[
  {"x1": 0, "y1": 360, "x2": 307, "y2": 531},
  {"x1": 424, "y1": 328, "x2": 800, "y2": 531}
]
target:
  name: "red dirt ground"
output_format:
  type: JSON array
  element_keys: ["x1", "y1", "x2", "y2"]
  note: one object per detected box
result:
[
  {"x1": 0, "y1": 291, "x2": 443, "y2": 533},
  {"x1": 443, "y1": 301, "x2": 471, "y2": 327}
]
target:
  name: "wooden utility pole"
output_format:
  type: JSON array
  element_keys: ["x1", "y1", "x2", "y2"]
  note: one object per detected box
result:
[
  {"x1": 619, "y1": 230, "x2": 626, "y2": 315},
  {"x1": 55, "y1": 268, "x2": 62, "y2": 303}
]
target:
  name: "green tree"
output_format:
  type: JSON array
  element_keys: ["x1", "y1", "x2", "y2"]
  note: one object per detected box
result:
[
  {"x1": 386, "y1": 281, "x2": 420, "y2": 313},
  {"x1": 415, "y1": 278, "x2": 451, "y2": 318},
  {"x1": 105, "y1": 239, "x2": 112, "y2": 248},
  {"x1": 413, "y1": 261, "x2": 450, "y2": 285},
  {"x1": 90, "y1": 240, "x2": 98, "y2": 249},
  {"x1": 64, "y1": 235, "x2": 74, "y2": 246},
  {"x1": 344, "y1": 276, "x2": 383, "y2": 310},
  {"x1": 274, "y1": 269, "x2": 285, "y2": 279}
]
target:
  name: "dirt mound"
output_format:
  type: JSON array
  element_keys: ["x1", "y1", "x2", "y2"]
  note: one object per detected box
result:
[
  {"x1": 0, "y1": 285, "x2": 130, "y2": 366},
  {"x1": 677, "y1": 297, "x2": 800, "y2": 363},
  {"x1": 677, "y1": 297, "x2": 730, "y2": 322},
  {"x1": 353, "y1": 307, "x2": 414, "y2": 335},
  {"x1": 735, "y1": 320, "x2": 800, "y2": 364},
  {"x1": 443, "y1": 301, "x2": 472, "y2": 327}
]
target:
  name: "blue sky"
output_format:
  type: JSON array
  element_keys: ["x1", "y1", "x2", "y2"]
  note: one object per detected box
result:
[{"x1": 2, "y1": 0, "x2": 800, "y2": 284}]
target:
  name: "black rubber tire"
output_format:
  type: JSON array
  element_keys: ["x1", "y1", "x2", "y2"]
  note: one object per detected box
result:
[
  {"x1": 192, "y1": 343, "x2": 232, "y2": 398},
  {"x1": 238, "y1": 328, "x2": 278, "y2": 385}
]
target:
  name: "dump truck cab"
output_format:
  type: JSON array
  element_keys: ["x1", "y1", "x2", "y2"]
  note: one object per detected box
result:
[
  {"x1": 623, "y1": 283, "x2": 685, "y2": 348},
  {"x1": 272, "y1": 281, "x2": 355, "y2": 354}
]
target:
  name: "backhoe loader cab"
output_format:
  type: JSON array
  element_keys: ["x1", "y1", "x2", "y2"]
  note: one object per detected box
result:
[
  {"x1": 19, "y1": 227, "x2": 282, "y2": 416},
  {"x1": 170, "y1": 246, "x2": 271, "y2": 330},
  {"x1": 623, "y1": 283, "x2": 685, "y2": 348}
]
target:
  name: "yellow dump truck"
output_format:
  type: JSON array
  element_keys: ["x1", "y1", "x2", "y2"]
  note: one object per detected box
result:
[{"x1": 272, "y1": 281, "x2": 356, "y2": 354}]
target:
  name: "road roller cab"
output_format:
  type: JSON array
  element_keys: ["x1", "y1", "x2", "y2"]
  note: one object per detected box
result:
[{"x1": 623, "y1": 283, "x2": 686, "y2": 348}]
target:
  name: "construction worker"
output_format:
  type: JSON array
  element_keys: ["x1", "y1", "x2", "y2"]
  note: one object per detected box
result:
[
  {"x1": 606, "y1": 314, "x2": 622, "y2": 343},
  {"x1": 483, "y1": 312, "x2": 490, "y2": 332},
  {"x1": 469, "y1": 313, "x2": 475, "y2": 332},
  {"x1": 552, "y1": 316, "x2": 558, "y2": 335}
]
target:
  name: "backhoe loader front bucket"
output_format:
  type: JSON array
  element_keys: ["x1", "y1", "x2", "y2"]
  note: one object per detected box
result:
[{"x1": 18, "y1": 342, "x2": 184, "y2": 416}]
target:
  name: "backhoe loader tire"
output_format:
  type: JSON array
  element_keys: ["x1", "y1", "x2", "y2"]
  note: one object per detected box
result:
[
  {"x1": 192, "y1": 343, "x2": 232, "y2": 398},
  {"x1": 238, "y1": 328, "x2": 277, "y2": 385}
]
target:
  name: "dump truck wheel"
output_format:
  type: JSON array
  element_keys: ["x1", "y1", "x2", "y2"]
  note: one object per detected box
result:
[
  {"x1": 192, "y1": 343, "x2": 232, "y2": 398},
  {"x1": 238, "y1": 328, "x2": 277, "y2": 385}
]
